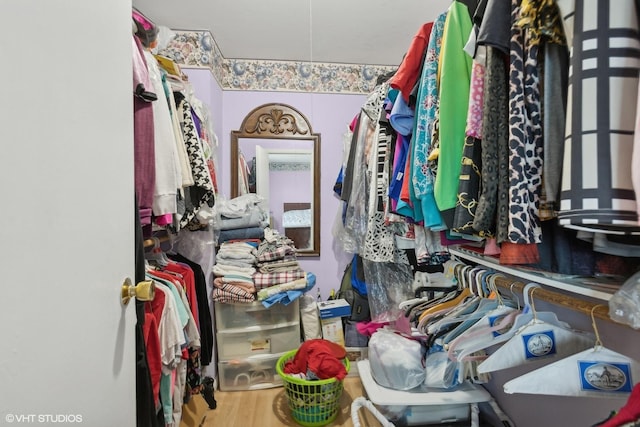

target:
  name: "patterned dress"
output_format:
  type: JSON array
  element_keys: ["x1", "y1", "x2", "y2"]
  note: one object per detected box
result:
[
  {"x1": 506, "y1": 0, "x2": 544, "y2": 245},
  {"x1": 411, "y1": 11, "x2": 448, "y2": 230}
]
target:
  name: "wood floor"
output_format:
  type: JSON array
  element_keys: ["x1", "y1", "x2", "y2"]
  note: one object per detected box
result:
[{"x1": 200, "y1": 376, "x2": 385, "y2": 427}]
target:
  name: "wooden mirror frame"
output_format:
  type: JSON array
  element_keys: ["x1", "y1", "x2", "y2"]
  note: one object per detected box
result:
[{"x1": 230, "y1": 103, "x2": 321, "y2": 257}]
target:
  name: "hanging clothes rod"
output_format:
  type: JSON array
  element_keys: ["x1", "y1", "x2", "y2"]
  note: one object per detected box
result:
[
  {"x1": 143, "y1": 234, "x2": 173, "y2": 248},
  {"x1": 448, "y1": 247, "x2": 623, "y2": 325},
  {"x1": 493, "y1": 276, "x2": 612, "y2": 322}
]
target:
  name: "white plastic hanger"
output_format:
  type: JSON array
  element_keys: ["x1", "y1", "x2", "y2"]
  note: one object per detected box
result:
[
  {"x1": 503, "y1": 305, "x2": 640, "y2": 398},
  {"x1": 446, "y1": 275, "x2": 521, "y2": 360},
  {"x1": 476, "y1": 285, "x2": 595, "y2": 374},
  {"x1": 455, "y1": 283, "x2": 570, "y2": 358},
  {"x1": 144, "y1": 237, "x2": 170, "y2": 267},
  {"x1": 433, "y1": 274, "x2": 503, "y2": 340}
]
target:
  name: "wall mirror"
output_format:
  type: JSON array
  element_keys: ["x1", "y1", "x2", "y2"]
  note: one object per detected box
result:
[{"x1": 231, "y1": 103, "x2": 321, "y2": 256}]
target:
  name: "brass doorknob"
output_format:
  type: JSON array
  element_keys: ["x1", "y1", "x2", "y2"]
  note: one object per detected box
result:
[{"x1": 121, "y1": 278, "x2": 155, "y2": 305}]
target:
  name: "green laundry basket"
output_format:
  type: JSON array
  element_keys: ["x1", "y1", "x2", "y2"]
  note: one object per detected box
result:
[{"x1": 276, "y1": 349, "x2": 350, "y2": 427}]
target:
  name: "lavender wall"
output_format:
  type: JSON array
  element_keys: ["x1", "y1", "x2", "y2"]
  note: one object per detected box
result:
[
  {"x1": 221, "y1": 91, "x2": 365, "y2": 299},
  {"x1": 178, "y1": 75, "x2": 365, "y2": 298}
]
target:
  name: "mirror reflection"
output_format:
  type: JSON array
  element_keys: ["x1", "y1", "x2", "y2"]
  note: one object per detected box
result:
[{"x1": 231, "y1": 103, "x2": 321, "y2": 256}]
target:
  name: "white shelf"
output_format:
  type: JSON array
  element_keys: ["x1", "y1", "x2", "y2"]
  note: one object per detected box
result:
[
  {"x1": 449, "y1": 247, "x2": 614, "y2": 302},
  {"x1": 357, "y1": 360, "x2": 491, "y2": 406}
]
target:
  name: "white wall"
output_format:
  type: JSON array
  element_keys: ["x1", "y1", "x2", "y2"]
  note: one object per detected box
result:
[{"x1": 0, "y1": 1, "x2": 136, "y2": 426}]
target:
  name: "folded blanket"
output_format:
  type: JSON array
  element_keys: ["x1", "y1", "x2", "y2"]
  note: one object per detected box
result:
[
  {"x1": 258, "y1": 259, "x2": 300, "y2": 273},
  {"x1": 216, "y1": 251, "x2": 257, "y2": 262},
  {"x1": 219, "y1": 241, "x2": 258, "y2": 253},
  {"x1": 259, "y1": 228, "x2": 294, "y2": 247},
  {"x1": 217, "y1": 194, "x2": 265, "y2": 218},
  {"x1": 213, "y1": 258, "x2": 255, "y2": 270},
  {"x1": 212, "y1": 283, "x2": 255, "y2": 303},
  {"x1": 219, "y1": 209, "x2": 268, "y2": 230},
  {"x1": 213, "y1": 263, "x2": 256, "y2": 277},
  {"x1": 261, "y1": 273, "x2": 316, "y2": 308},
  {"x1": 220, "y1": 273, "x2": 254, "y2": 284},
  {"x1": 256, "y1": 245, "x2": 297, "y2": 263},
  {"x1": 214, "y1": 277, "x2": 256, "y2": 295},
  {"x1": 253, "y1": 269, "x2": 306, "y2": 290},
  {"x1": 218, "y1": 227, "x2": 265, "y2": 244},
  {"x1": 257, "y1": 277, "x2": 307, "y2": 301}
]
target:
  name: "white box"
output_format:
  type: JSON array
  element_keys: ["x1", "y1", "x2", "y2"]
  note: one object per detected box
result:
[
  {"x1": 317, "y1": 299, "x2": 351, "y2": 319},
  {"x1": 357, "y1": 360, "x2": 491, "y2": 426},
  {"x1": 320, "y1": 317, "x2": 345, "y2": 346}
]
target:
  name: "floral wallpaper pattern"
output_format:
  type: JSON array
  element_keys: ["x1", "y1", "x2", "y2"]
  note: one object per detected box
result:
[{"x1": 159, "y1": 30, "x2": 396, "y2": 94}]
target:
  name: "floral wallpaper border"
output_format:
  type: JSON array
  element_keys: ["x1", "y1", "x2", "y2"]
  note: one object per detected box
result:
[{"x1": 158, "y1": 30, "x2": 396, "y2": 94}]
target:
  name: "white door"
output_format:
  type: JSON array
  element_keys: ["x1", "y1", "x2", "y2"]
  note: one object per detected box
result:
[{"x1": 0, "y1": 2, "x2": 136, "y2": 427}]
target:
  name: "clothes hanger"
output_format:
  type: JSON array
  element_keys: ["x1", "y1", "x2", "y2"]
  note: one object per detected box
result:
[
  {"x1": 476, "y1": 286, "x2": 595, "y2": 374},
  {"x1": 144, "y1": 237, "x2": 170, "y2": 267},
  {"x1": 439, "y1": 273, "x2": 519, "y2": 347},
  {"x1": 450, "y1": 283, "x2": 570, "y2": 364},
  {"x1": 503, "y1": 305, "x2": 640, "y2": 398},
  {"x1": 429, "y1": 268, "x2": 504, "y2": 329},
  {"x1": 417, "y1": 286, "x2": 473, "y2": 326},
  {"x1": 446, "y1": 275, "x2": 521, "y2": 360},
  {"x1": 425, "y1": 267, "x2": 495, "y2": 336}
]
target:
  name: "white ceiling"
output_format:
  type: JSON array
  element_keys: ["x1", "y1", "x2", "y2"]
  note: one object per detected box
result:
[{"x1": 132, "y1": 0, "x2": 451, "y2": 66}]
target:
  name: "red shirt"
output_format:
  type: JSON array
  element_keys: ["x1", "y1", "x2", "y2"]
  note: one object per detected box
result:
[{"x1": 390, "y1": 22, "x2": 434, "y2": 104}]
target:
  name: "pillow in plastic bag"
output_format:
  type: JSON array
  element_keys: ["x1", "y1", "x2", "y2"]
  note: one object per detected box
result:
[
  {"x1": 609, "y1": 270, "x2": 640, "y2": 329},
  {"x1": 368, "y1": 329, "x2": 425, "y2": 390}
]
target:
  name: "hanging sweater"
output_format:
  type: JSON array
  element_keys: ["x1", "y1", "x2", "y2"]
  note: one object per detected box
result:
[{"x1": 143, "y1": 51, "x2": 180, "y2": 217}]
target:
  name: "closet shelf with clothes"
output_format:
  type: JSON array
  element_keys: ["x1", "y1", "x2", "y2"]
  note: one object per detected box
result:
[
  {"x1": 448, "y1": 247, "x2": 633, "y2": 326},
  {"x1": 449, "y1": 246, "x2": 616, "y2": 302},
  {"x1": 332, "y1": 0, "x2": 640, "y2": 326}
]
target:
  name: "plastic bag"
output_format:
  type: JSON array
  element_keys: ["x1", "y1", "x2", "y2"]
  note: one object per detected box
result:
[
  {"x1": 609, "y1": 270, "x2": 640, "y2": 329},
  {"x1": 173, "y1": 228, "x2": 216, "y2": 284},
  {"x1": 363, "y1": 259, "x2": 414, "y2": 323},
  {"x1": 424, "y1": 346, "x2": 461, "y2": 389},
  {"x1": 368, "y1": 328, "x2": 425, "y2": 391}
]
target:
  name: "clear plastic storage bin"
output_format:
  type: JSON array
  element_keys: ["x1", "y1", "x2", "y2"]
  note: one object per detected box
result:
[
  {"x1": 218, "y1": 353, "x2": 284, "y2": 391},
  {"x1": 216, "y1": 323, "x2": 301, "y2": 359},
  {"x1": 215, "y1": 300, "x2": 300, "y2": 331}
]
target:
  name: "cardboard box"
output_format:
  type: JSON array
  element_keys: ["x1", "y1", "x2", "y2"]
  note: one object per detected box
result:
[
  {"x1": 317, "y1": 299, "x2": 351, "y2": 319},
  {"x1": 344, "y1": 347, "x2": 368, "y2": 377},
  {"x1": 320, "y1": 316, "x2": 345, "y2": 346}
]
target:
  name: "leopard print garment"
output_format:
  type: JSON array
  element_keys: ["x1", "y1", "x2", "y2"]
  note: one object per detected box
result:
[{"x1": 506, "y1": 0, "x2": 543, "y2": 244}]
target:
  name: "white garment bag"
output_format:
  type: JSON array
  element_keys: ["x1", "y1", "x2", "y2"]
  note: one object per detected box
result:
[
  {"x1": 476, "y1": 284, "x2": 594, "y2": 374},
  {"x1": 503, "y1": 345, "x2": 640, "y2": 398},
  {"x1": 452, "y1": 283, "x2": 568, "y2": 365},
  {"x1": 503, "y1": 305, "x2": 640, "y2": 398}
]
